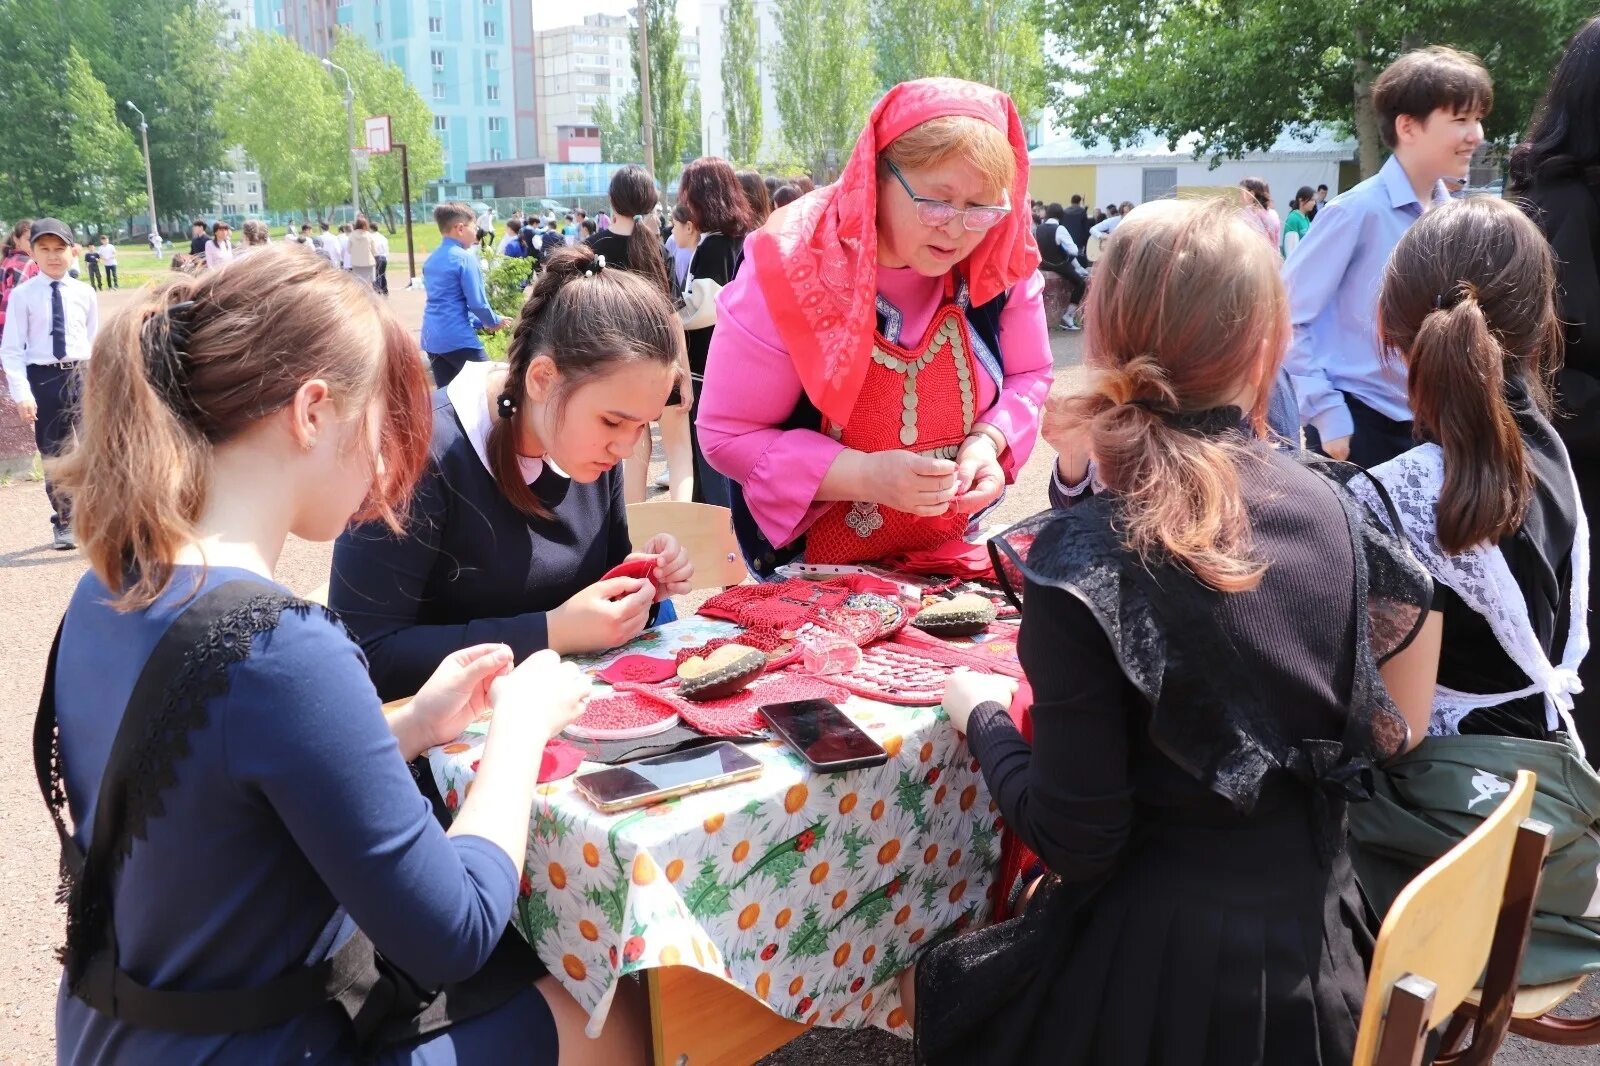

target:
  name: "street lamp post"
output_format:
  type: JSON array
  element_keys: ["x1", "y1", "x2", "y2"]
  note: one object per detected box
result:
[
  {"x1": 124, "y1": 101, "x2": 158, "y2": 240},
  {"x1": 322, "y1": 58, "x2": 361, "y2": 216}
]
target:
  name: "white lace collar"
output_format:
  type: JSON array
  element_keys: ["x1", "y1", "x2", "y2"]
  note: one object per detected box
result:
[
  {"x1": 445, "y1": 361, "x2": 562, "y2": 484},
  {"x1": 1355, "y1": 443, "x2": 1589, "y2": 751}
]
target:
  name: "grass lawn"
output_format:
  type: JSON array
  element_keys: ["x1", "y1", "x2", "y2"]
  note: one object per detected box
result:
[{"x1": 100, "y1": 222, "x2": 448, "y2": 289}]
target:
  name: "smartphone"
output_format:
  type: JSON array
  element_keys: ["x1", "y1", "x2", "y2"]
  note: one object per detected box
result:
[
  {"x1": 759, "y1": 699, "x2": 889, "y2": 773},
  {"x1": 574, "y1": 741, "x2": 764, "y2": 814}
]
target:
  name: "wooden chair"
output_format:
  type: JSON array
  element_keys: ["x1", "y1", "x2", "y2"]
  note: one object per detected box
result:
[
  {"x1": 1352, "y1": 769, "x2": 1551, "y2": 1066},
  {"x1": 625, "y1": 501, "x2": 749, "y2": 591}
]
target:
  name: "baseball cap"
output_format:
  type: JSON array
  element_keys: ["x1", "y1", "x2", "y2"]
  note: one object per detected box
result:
[{"x1": 29, "y1": 218, "x2": 73, "y2": 246}]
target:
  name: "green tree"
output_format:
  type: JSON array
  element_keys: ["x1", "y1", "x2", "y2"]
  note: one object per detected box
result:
[
  {"x1": 62, "y1": 47, "x2": 145, "y2": 227},
  {"x1": 772, "y1": 0, "x2": 878, "y2": 174},
  {"x1": 871, "y1": 0, "x2": 1045, "y2": 117},
  {"x1": 221, "y1": 31, "x2": 348, "y2": 215},
  {"x1": 1042, "y1": 0, "x2": 1591, "y2": 179},
  {"x1": 593, "y1": 95, "x2": 644, "y2": 163},
  {"x1": 80, "y1": 0, "x2": 230, "y2": 221},
  {"x1": 633, "y1": 0, "x2": 690, "y2": 182},
  {"x1": 685, "y1": 84, "x2": 704, "y2": 161},
  {"x1": 721, "y1": 0, "x2": 764, "y2": 163},
  {"x1": 329, "y1": 30, "x2": 445, "y2": 229}
]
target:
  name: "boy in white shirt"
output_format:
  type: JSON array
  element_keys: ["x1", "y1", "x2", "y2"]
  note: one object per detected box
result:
[
  {"x1": 96, "y1": 234, "x2": 118, "y2": 289},
  {"x1": 0, "y1": 218, "x2": 98, "y2": 548}
]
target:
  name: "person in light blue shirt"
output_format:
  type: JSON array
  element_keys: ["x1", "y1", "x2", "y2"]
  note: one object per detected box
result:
[
  {"x1": 421, "y1": 201, "x2": 510, "y2": 388},
  {"x1": 1283, "y1": 46, "x2": 1491, "y2": 468}
]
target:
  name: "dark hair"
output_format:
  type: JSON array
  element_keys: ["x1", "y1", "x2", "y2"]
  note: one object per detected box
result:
[
  {"x1": 353, "y1": 215, "x2": 369, "y2": 232},
  {"x1": 1070, "y1": 194, "x2": 1083, "y2": 205},
  {"x1": 606, "y1": 164, "x2": 674, "y2": 297},
  {"x1": 3, "y1": 218, "x2": 32, "y2": 257},
  {"x1": 434, "y1": 201, "x2": 474, "y2": 230},
  {"x1": 1373, "y1": 46, "x2": 1493, "y2": 150},
  {"x1": 737, "y1": 169, "x2": 771, "y2": 226},
  {"x1": 191, "y1": 219, "x2": 206, "y2": 230},
  {"x1": 300, "y1": 224, "x2": 312, "y2": 233},
  {"x1": 677, "y1": 157, "x2": 756, "y2": 238},
  {"x1": 772, "y1": 185, "x2": 800, "y2": 208},
  {"x1": 764, "y1": 175, "x2": 781, "y2": 195},
  {"x1": 1379, "y1": 197, "x2": 1562, "y2": 552},
  {"x1": 1317, "y1": 184, "x2": 1328, "y2": 192},
  {"x1": 507, "y1": 220, "x2": 521, "y2": 233},
  {"x1": 490, "y1": 245, "x2": 683, "y2": 518},
  {"x1": 1240, "y1": 177, "x2": 1270, "y2": 210},
  {"x1": 1045, "y1": 202, "x2": 1066, "y2": 222},
  {"x1": 580, "y1": 219, "x2": 597, "y2": 237},
  {"x1": 1509, "y1": 17, "x2": 1600, "y2": 192},
  {"x1": 1292, "y1": 185, "x2": 1316, "y2": 211},
  {"x1": 54, "y1": 245, "x2": 431, "y2": 610}
]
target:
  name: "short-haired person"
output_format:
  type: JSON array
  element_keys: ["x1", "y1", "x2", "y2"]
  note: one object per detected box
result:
[
  {"x1": 1036, "y1": 202, "x2": 1088, "y2": 330},
  {"x1": 420, "y1": 202, "x2": 511, "y2": 388},
  {"x1": 912, "y1": 198, "x2": 1439, "y2": 1066},
  {"x1": 332, "y1": 245, "x2": 694, "y2": 701},
  {"x1": 1283, "y1": 46, "x2": 1492, "y2": 467},
  {"x1": 772, "y1": 184, "x2": 800, "y2": 209},
  {"x1": 1062, "y1": 194, "x2": 1093, "y2": 267},
  {"x1": 501, "y1": 219, "x2": 526, "y2": 258},
  {"x1": 189, "y1": 220, "x2": 208, "y2": 257},
  {"x1": 43, "y1": 245, "x2": 646, "y2": 1063},
  {"x1": 96, "y1": 234, "x2": 118, "y2": 289},
  {"x1": 1282, "y1": 185, "x2": 1316, "y2": 257},
  {"x1": 697, "y1": 79, "x2": 1053, "y2": 573},
  {"x1": 0, "y1": 218, "x2": 97, "y2": 549},
  {"x1": 1308, "y1": 183, "x2": 1330, "y2": 222}
]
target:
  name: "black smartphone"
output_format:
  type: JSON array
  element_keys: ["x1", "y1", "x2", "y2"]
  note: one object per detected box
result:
[
  {"x1": 759, "y1": 699, "x2": 889, "y2": 773},
  {"x1": 574, "y1": 741, "x2": 764, "y2": 813}
]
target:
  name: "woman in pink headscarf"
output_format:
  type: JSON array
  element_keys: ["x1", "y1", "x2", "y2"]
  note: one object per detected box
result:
[{"x1": 697, "y1": 78, "x2": 1053, "y2": 576}]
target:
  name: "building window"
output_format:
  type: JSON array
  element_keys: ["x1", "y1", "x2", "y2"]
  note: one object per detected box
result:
[
  {"x1": 375, "y1": 19, "x2": 381, "y2": 37},
  {"x1": 486, "y1": 84, "x2": 499, "y2": 101},
  {"x1": 273, "y1": 8, "x2": 283, "y2": 24},
  {"x1": 483, "y1": 20, "x2": 497, "y2": 37},
  {"x1": 485, "y1": 52, "x2": 496, "y2": 69},
  {"x1": 488, "y1": 117, "x2": 503, "y2": 133},
  {"x1": 430, "y1": 49, "x2": 444, "y2": 69},
  {"x1": 490, "y1": 148, "x2": 503, "y2": 160},
  {"x1": 428, "y1": 15, "x2": 442, "y2": 32},
  {"x1": 433, "y1": 115, "x2": 448, "y2": 132},
  {"x1": 433, "y1": 82, "x2": 446, "y2": 100},
  {"x1": 248, "y1": 181, "x2": 258, "y2": 193}
]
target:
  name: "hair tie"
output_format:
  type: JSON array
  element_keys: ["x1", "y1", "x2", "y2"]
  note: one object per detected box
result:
[
  {"x1": 1126, "y1": 396, "x2": 1178, "y2": 418},
  {"x1": 142, "y1": 300, "x2": 201, "y2": 420},
  {"x1": 584, "y1": 254, "x2": 607, "y2": 278},
  {"x1": 496, "y1": 393, "x2": 518, "y2": 419},
  {"x1": 1434, "y1": 282, "x2": 1477, "y2": 311}
]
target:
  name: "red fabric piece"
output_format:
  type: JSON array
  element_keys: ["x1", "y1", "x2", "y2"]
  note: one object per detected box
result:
[
  {"x1": 684, "y1": 579, "x2": 902, "y2": 672},
  {"x1": 673, "y1": 632, "x2": 798, "y2": 672},
  {"x1": 745, "y1": 78, "x2": 1040, "y2": 427},
  {"x1": 890, "y1": 625, "x2": 1025, "y2": 679},
  {"x1": 618, "y1": 674, "x2": 851, "y2": 737},
  {"x1": 596, "y1": 654, "x2": 680, "y2": 685},
  {"x1": 538, "y1": 738, "x2": 588, "y2": 783},
  {"x1": 813, "y1": 644, "x2": 953, "y2": 705},
  {"x1": 569, "y1": 690, "x2": 679, "y2": 735},
  {"x1": 601, "y1": 554, "x2": 662, "y2": 591},
  {"x1": 878, "y1": 540, "x2": 995, "y2": 580}
]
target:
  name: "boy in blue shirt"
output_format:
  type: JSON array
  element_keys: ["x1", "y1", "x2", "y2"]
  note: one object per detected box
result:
[
  {"x1": 1282, "y1": 46, "x2": 1492, "y2": 467},
  {"x1": 421, "y1": 202, "x2": 510, "y2": 388}
]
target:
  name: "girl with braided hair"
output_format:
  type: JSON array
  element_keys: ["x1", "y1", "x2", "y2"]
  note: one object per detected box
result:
[{"x1": 333, "y1": 243, "x2": 694, "y2": 702}]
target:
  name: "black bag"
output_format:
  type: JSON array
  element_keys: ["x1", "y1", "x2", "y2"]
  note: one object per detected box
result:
[{"x1": 34, "y1": 580, "x2": 536, "y2": 1050}]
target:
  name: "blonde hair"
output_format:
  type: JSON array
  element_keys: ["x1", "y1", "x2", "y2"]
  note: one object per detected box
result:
[
  {"x1": 1047, "y1": 199, "x2": 1289, "y2": 592},
  {"x1": 241, "y1": 219, "x2": 269, "y2": 245},
  {"x1": 882, "y1": 115, "x2": 1015, "y2": 200},
  {"x1": 53, "y1": 244, "x2": 432, "y2": 610}
]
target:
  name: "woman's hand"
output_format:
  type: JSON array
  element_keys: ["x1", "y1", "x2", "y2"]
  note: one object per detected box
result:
[
  {"x1": 395, "y1": 644, "x2": 516, "y2": 759},
  {"x1": 942, "y1": 668, "x2": 1019, "y2": 735},
  {"x1": 1043, "y1": 407, "x2": 1094, "y2": 487},
  {"x1": 864, "y1": 450, "x2": 959, "y2": 515},
  {"x1": 637, "y1": 533, "x2": 693, "y2": 600},
  {"x1": 547, "y1": 577, "x2": 656, "y2": 654},
  {"x1": 486, "y1": 649, "x2": 592, "y2": 742},
  {"x1": 953, "y1": 432, "x2": 1006, "y2": 513}
]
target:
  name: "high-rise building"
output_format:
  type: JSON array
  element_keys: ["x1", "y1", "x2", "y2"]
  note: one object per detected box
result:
[
  {"x1": 534, "y1": 15, "x2": 701, "y2": 165},
  {"x1": 210, "y1": 0, "x2": 265, "y2": 219},
  {"x1": 255, "y1": 0, "x2": 532, "y2": 187},
  {"x1": 696, "y1": 0, "x2": 784, "y2": 163}
]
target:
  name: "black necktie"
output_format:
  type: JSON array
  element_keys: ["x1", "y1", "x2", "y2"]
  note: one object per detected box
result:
[{"x1": 50, "y1": 281, "x2": 67, "y2": 361}]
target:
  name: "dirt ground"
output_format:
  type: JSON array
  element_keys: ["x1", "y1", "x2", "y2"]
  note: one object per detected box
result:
[{"x1": 0, "y1": 287, "x2": 1591, "y2": 1064}]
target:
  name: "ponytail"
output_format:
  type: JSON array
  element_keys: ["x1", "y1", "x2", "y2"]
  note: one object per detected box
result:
[
  {"x1": 1053, "y1": 355, "x2": 1264, "y2": 592},
  {"x1": 626, "y1": 220, "x2": 674, "y2": 299},
  {"x1": 488, "y1": 243, "x2": 681, "y2": 518},
  {"x1": 1407, "y1": 288, "x2": 1533, "y2": 553}
]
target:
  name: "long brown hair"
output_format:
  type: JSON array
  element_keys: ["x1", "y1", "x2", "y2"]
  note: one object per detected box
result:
[
  {"x1": 1046, "y1": 199, "x2": 1288, "y2": 592},
  {"x1": 490, "y1": 244, "x2": 682, "y2": 518},
  {"x1": 53, "y1": 244, "x2": 432, "y2": 609},
  {"x1": 4, "y1": 218, "x2": 31, "y2": 257},
  {"x1": 606, "y1": 164, "x2": 674, "y2": 298},
  {"x1": 1379, "y1": 197, "x2": 1562, "y2": 552}
]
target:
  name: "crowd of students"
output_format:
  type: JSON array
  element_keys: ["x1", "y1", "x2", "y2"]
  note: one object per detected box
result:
[{"x1": 13, "y1": 21, "x2": 1600, "y2": 1066}]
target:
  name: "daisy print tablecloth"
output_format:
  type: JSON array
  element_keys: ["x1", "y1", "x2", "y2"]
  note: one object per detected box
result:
[{"x1": 427, "y1": 619, "x2": 1001, "y2": 1038}]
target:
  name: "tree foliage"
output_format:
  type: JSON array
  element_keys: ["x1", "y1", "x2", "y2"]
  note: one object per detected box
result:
[
  {"x1": 771, "y1": 0, "x2": 878, "y2": 173},
  {"x1": 634, "y1": 0, "x2": 691, "y2": 182},
  {"x1": 721, "y1": 0, "x2": 764, "y2": 164},
  {"x1": 871, "y1": 0, "x2": 1045, "y2": 118},
  {"x1": 1042, "y1": 0, "x2": 1592, "y2": 177},
  {"x1": 220, "y1": 31, "x2": 348, "y2": 214},
  {"x1": 329, "y1": 30, "x2": 445, "y2": 228},
  {"x1": 593, "y1": 95, "x2": 644, "y2": 164}
]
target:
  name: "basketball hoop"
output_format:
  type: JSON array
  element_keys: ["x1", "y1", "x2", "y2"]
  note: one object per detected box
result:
[{"x1": 365, "y1": 114, "x2": 392, "y2": 155}]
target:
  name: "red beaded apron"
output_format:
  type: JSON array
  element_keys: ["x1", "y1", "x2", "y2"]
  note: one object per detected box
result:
[{"x1": 805, "y1": 295, "x2": 980, "y2": 564}]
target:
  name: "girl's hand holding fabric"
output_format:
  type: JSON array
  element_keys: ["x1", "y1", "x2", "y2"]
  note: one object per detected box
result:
[
  {"x1": 942, "y1": 667, "x2": 1019, "y2": 735},
  {"x1": 865, "y1": 449, "x2": 959, "y2": 515},
  {"x1": 953, "y1": 433, "x2": 1006, "y2": 513},
  {"x1": 638, "y1": 532, "x2": 694, "y2": 600},
  {"x1": 547, "y1": 576, "x2": 656, "y2": 654},
  {"x1": 486, "y1": 648, "x2": 592, "y2": 742},
  {"x1": 396, "y1": 643, "x2": 516, "y2": 757}
]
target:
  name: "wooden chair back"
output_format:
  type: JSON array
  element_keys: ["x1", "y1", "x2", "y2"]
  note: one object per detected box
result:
[
  {"x1": 1352, "y1": 769, "x2": 1539, "y2": 1066},
  {"x1": 625, "y1": 501, "x2": 749, "y2": 591}
]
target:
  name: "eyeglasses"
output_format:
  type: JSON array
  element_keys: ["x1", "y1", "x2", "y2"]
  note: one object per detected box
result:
[{"x1": 885, "y1": 159, "x2": 1011, "y2": 231}]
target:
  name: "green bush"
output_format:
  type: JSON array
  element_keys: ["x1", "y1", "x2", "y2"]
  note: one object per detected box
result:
[{"x1": 479, "y1": 253, "x2": 533, "y2": 361}]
